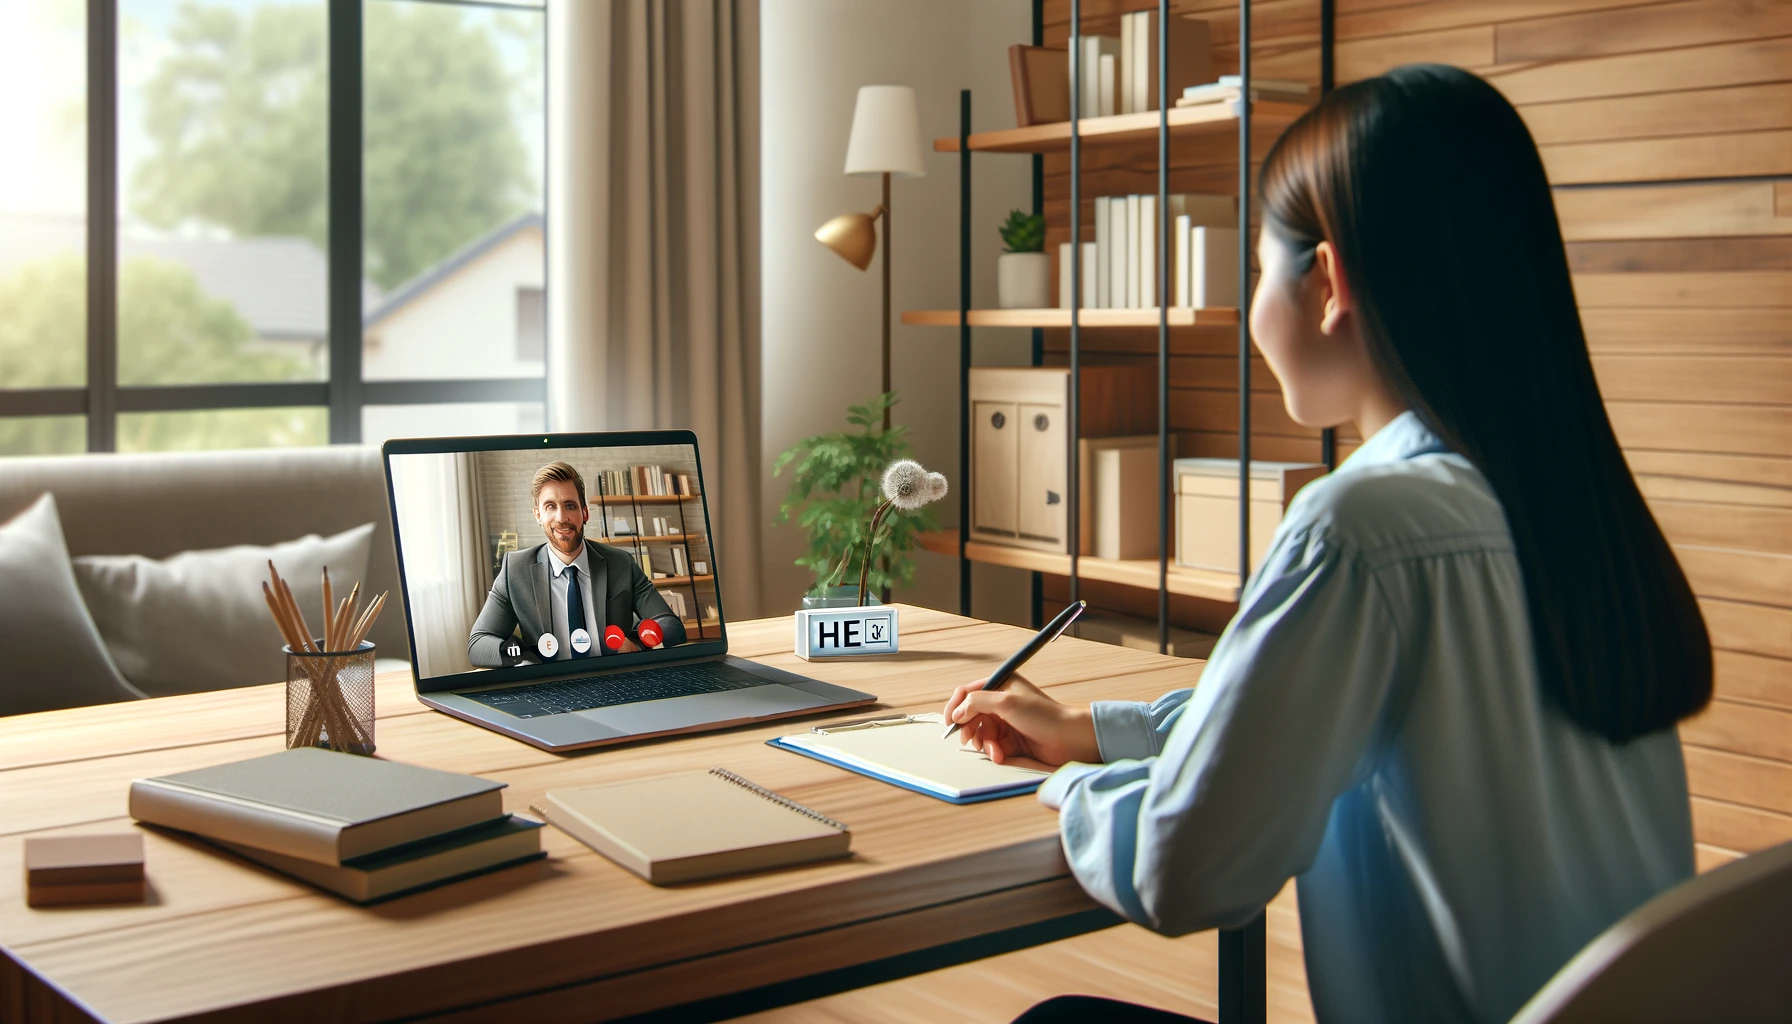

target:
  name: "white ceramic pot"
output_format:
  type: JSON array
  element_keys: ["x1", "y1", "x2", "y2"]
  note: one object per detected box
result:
[{"x1": 997, "y1": 251, "x2": 1052, "y2": 309}]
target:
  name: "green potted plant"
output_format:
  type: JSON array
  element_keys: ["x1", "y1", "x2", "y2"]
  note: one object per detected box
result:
[
  {"x1": 773, "y1": 392, "x2": 944, "y2": 607},
  {"x1": 996, "y1": 209, "x2": 1049, "y2": 308}
]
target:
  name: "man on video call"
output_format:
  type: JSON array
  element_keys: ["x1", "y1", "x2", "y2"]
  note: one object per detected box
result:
[{"x1": 468, "y1": 461, "x2": 687, "y2": 668}]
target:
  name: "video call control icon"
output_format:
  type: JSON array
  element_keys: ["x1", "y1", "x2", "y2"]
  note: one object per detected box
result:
[
  {"x1": 537, "y1": 633, "x2": 558, "y2": 659},
  {"x1": 569, "y1": 628, "x2": 592, "y2": 654}
]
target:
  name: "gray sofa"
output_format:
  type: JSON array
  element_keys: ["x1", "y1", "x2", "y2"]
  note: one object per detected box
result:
[{"x1": 0, "y1": 446, "x2": 410, "y2": 671}]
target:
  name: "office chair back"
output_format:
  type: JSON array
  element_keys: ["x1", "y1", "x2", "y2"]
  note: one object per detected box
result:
[{"x1": 1510, "y1": 839, "x2": 1792, "y2": 1023}]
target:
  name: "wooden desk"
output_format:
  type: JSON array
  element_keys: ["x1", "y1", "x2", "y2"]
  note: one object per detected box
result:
[{"x1": 0, "y1": 606, "x2": 1204, "y2": 1023}]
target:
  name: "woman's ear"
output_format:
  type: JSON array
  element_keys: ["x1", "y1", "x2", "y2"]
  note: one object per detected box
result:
[{"x1": 1314, "y1": 240, "x2": 1353, "y2": 336}]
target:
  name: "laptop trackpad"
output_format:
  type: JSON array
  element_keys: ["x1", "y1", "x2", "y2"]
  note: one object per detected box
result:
[{"x1": 573, "y1": 684, "x2": 831, "y2": 734}]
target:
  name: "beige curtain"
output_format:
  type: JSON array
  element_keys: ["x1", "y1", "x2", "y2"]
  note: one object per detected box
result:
[{"x1": 550, "y1": 0, "x2": 762, "y2": 619}]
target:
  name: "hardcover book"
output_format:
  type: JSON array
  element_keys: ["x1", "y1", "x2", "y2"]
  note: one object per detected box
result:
[
  {"x1": 212, "y1": 815, "x2": 545, "y2": 904},
  {"x1": 129, "y1": 748, "x2": 506, "y2": 866}
]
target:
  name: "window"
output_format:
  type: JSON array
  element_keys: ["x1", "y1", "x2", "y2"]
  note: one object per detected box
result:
[
  {"x1": 0, "y1": 1, "x2": 87, "y2": 455},
  {"x1": 515, "y1": 287, "x2": 545, "y2": 363},
  {"x1": 0, "y1": 0, "x2": 547, "y2": 454}
]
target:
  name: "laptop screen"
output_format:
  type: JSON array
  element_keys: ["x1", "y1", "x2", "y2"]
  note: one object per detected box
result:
[{"x1": 384, "y1": 433, "x2": 724, "y2": 687}]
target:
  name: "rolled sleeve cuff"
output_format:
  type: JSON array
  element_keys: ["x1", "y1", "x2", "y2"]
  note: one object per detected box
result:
[
  {"x1": 1092, "y1": 700, "x2": 1160, "y2": 762},
  {"x1": 1037, "y1": 761, "x2": 1103, "y2": 810}
]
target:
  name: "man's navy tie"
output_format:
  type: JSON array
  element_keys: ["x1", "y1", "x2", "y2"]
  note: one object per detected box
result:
[{"x1": 565, "y1": 564, "x2": 593, "y2": 658}]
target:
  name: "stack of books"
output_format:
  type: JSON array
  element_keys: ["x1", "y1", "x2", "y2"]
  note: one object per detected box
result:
[
  {"x1": 633, "y1": 466, "x2": 696, "y2": 497},
  {"x1": 1177, "y1": 75, "x2": 1312, "y2": 109},
  {"x1": 595, "y1": 467, "x2": 699, "y2": 498},
  {"x1": 659, "y1": 588, "x2": 691, "y2": 620},
  {"x1": 1058, "y1": 193, "x2": 1240, "y2": 310},
  {"x1": 129, "y1": 748, "x2": 544, "y2": 904},
  {"x1": 1072, "y1": 14, "x2": 1214, "y2": 118}
]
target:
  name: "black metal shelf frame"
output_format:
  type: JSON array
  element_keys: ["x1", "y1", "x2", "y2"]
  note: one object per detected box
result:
[{"x1": 949, "y1": 1, "x2": 1341, "y2": 1020}]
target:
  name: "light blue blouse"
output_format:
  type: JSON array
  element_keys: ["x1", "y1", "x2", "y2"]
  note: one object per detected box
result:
[{"x1": 1039, "y1": 411, "x2": 1694, "y2": 1024}]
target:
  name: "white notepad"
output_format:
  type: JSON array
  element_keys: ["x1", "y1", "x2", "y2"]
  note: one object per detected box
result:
[{"x1": 771, "y1": 713, "x2": 1050, "y2": 804}]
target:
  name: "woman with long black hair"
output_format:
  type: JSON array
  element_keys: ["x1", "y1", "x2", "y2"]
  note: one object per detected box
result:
[{"x1": 945, "y1": 64, "x2": 1712, "y2": 1023}]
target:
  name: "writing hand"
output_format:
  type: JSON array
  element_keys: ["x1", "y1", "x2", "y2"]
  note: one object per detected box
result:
[{"x1": 942, "y1": 674, "x2": 1100, "y2": 768}]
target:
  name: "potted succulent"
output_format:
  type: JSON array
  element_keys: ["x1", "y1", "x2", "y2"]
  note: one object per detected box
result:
[{"x1": 996, "y1": 209, "x2": 1050, "y2": 309}]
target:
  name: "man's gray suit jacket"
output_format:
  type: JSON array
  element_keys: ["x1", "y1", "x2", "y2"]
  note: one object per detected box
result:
[{"x1": 466, "y1": 540, "x2": 687, "y2": 668}]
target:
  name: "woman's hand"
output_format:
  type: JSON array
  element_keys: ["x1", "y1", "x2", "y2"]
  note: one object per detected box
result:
[{"x1": 942, "y1": 674, "x2": 1100, "y2": 768}]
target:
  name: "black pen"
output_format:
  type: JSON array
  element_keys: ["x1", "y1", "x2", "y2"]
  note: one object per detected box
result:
[{"x1": 942, "y1": 600, "x2": 1088, "y2": 740}]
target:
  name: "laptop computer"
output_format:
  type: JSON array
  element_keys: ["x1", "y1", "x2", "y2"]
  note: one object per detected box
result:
[{"x1": 382, "y1": 429, "x2": 875, "y2": 752}]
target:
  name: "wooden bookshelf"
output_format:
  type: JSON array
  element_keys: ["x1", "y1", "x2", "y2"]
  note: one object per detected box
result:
[
  {"x1": 611, "y1": 533, "x2": 698, "y2": 544},
  {"x1": 933, "y1": 100, "x2": 1309, "y2": 154},
  {"x1": 900, "y1": 307, "x2": 1239, "y2": 328},
  {"x1": 918, "y1": 530, "x2": 1239, "y2": 604},
  {"x1": 595, "y1": 494, "x2": 698, "y2": 505},
  {"x1": 650, "y1": 574, "x2": 715, "y2": 587}
]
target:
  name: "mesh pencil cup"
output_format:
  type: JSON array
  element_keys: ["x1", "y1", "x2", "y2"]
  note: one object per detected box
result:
[{"x1": 285, "y1": 640, "x2": 376, "y2": 755}]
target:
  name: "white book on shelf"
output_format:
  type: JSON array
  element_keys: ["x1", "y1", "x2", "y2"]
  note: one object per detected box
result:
[
  {"x1": 1138, "y1": 194, "x2": 1156, "y2": 309},
  {"x1": 1117, "y1": 14, "x2": 1130, "y2": 113},
  {"x1": 1175, "y1": 213, "x2": 1191, "y2": 308},
  {"x1": 1097, "y1": 53, "x2": 1117, "y2": 118},
  {"x1": 1125, "y1": 195, "x2": 1141, "y2": 309},
  {"x1": 1213, "y1": 75, "x2": 1310, "y2": 92},
  {"x1": 1095, "y1": 198, "x2": 1112, "y2": 308},
  {"x1": 1190, "y1": 226, "x2": 1240, "y2": 309},
  {"x1": 1130, "y1": 12, "x2": 1147, "y2": 117},
  {"x1": 1078, "y1": 35, "x2": 1119, "y2": 118},
  {"x1": 1119, "y1": 13, "x2": 1138, "y2": 114},
  {"x1": 1103, "y1": 196, "x2": 1118, "y2": 308},
  {"x1": 1058, "y1": 241, "x2": 1096, "y2": 309}
]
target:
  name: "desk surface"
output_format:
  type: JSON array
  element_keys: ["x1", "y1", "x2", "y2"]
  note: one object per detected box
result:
[{"x1": 0, "y1": 606, "x2": 1202, "y2": 1024}]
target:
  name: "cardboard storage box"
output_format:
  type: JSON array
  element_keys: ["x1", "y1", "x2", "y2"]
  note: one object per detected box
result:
[
  {"x1": 1077, "y1": 434, "x2": 1177, "y2": 561},
  {"x1": 970, "y1": 366, "x2": 1154, "y2": 554},
  {"x1": 1175, "y1": 459, "x2": 1326, "y2": 574}
]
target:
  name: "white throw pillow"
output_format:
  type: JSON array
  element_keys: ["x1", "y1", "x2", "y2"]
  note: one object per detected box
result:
[
  {"x1": 0, "y1": 494, "x2": 145, "y2": 716},
  {"x1": 74, "y1": 523, "x2": 375, "y2": 697}
]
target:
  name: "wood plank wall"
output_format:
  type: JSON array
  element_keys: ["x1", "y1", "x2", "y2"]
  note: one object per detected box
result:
[
  {"x1": 1325, "y1": 0, "x2": 1792, "y2": 875},
  {"x1": 1040, "y1": 0, "x2": 1792, "y2": 872}
]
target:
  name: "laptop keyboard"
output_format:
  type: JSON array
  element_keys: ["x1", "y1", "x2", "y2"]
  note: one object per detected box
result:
[{"x1": 462, "y1": 662, "x2": 768, "y2": 719}]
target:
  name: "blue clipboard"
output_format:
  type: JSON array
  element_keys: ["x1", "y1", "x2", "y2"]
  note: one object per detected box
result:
[{"x1": 766, "y1": 737, "x2": 1044, "y2": 805}]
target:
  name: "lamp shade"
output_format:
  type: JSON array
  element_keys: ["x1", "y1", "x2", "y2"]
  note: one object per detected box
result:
[
  {"x1": 843, "y1": 85, "x2": 926, "y2": 178},
  {"x1": 814, "y1": 205, "x2": 884, "y2": 271}
]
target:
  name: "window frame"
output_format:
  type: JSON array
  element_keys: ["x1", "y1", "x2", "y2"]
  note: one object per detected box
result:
[{"x1": 0, "y1": 0, "x2": 548, "y2": 452}]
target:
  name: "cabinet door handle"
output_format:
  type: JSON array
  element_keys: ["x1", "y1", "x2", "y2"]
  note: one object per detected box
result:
[
  {"x1": 990, "y1": 411, "x2": 1006, "y2": 429},
  {"x1": 1045, "y1": 490, "x2": 1061, "y2": 505},
  {"x1": 1033, "y1": 413, "x2": 1050, "y2": 431}
]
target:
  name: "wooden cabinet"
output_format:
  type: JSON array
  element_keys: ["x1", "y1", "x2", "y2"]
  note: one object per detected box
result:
[
  {"x1": 969, "y1": 367, "x2": 1154, "y2": 553},
  {"x1": 972, "y1": 400, "x2": 1019, "y2": 536},
  {"x1": 1174, "y1": 459, "x2": 1326, "y2": 574}
]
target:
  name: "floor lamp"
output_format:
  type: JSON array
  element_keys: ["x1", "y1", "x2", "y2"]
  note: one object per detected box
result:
[{"x1": 814, "y1": 85, "x2": 926, "y2": 431}]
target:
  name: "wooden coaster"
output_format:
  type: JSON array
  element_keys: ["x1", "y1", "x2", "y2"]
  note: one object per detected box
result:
[{"x1": 25, "y1": 833, "x2": 146, "y2": 908}]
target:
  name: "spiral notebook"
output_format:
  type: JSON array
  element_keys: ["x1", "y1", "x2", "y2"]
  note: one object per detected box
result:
[
  {"x1": 533, "y1": 768, "x2": 851, "y2": 885},
  {"x1": 770, "y1": 712, "x2": 1051, "y2": 804}
]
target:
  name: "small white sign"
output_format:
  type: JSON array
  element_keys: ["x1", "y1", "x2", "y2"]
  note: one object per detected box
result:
[{"x1": 793, "y1": 607, "x2": 900, "y2": 660}]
